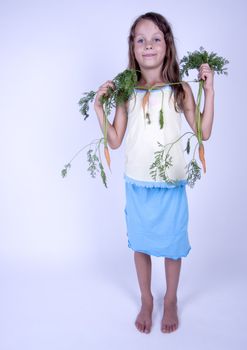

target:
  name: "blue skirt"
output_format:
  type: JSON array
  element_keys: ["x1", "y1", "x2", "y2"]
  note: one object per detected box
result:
[{"x1": 124, "y1": 177, "x2": 191, "y2": 259}]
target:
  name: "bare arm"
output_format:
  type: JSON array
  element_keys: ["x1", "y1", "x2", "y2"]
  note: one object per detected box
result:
[
  {"x1": 181, "y1": 81, "x2": 214, "y2": 141},
  {"x1": 111, "y1": 101, "x2": 128, "y2": 148},
  {"x1": 93, "y1": 80, "x2": 128, "y2": 149},
  {"x1": 200, "y1": 89, "x2": 214, "y2": 140},
  {"x1": 94, "y1": 101, "x2": 128, "y2": 149}
]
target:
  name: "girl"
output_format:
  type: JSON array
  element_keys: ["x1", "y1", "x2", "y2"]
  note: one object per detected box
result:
[{"x1": 94, "y1": 12, "x2": 214, "y2": 334}]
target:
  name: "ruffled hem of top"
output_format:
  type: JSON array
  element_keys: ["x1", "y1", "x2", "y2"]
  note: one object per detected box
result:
[{"x1": 124, "y1": 174, "x2": 187, "y2": 188}]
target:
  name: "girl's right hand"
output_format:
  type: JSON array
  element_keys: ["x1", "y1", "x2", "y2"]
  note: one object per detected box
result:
[{"x1": 94, "y1": 80, "x2": 115, "y2": 110}]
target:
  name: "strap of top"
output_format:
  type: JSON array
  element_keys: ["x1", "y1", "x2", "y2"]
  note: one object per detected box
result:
[{"x1": 134, "y1": 83, "x2": 170, "y2": 91}]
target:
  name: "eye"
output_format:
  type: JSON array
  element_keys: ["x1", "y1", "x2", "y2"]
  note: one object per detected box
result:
[{"x1": 135, "y1": 37, "x2": 162, "y2": 44}]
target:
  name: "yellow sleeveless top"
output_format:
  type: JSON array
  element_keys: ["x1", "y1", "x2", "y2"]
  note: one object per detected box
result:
[{"x1": 123, "y1": 85, "x2": 188, "y2": 188}]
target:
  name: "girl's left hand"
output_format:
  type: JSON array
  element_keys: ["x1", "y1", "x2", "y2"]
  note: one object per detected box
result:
[{"x1": 198, "y1": 63, "x2": 214, "y2": 92}]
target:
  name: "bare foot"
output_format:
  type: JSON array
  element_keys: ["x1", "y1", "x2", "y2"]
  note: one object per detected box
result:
[
  {"x1": 161, "y1": 297, "x2": 179, "y2": 333},
  {"x1": 135, "y1": 296, "x2": 153, "y2": 334}
]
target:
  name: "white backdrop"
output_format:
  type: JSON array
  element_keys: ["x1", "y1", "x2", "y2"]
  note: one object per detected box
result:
[{"x1": 0, "y1": 0, "x2": 246, "y2": 349}]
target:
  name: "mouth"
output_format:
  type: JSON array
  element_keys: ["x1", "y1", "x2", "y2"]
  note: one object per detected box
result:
[{"x1": 143, "y1": 54, "x2": 156, "y2": 57}]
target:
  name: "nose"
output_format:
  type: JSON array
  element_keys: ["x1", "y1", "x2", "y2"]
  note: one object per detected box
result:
[
  {"x1": 144, "y1": 39, "x2": 153, "y2": 49},
  {"x1": 145, "y1": 42, "x2": 152, "y2": 49}
]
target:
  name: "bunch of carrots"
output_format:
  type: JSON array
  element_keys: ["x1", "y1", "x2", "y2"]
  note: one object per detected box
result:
[
  {"x1": 179, "y1": 46, "x2": 229, "y2": 175},
  {"x1": 61, "y1": 68, "x2": 139, "y2": 187},
  {"x1": 61, "y1": 47, "x2": 229, "y2": 188}
]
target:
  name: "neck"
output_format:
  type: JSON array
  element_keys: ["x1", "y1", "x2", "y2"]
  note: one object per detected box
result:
[
  {"x1": 138, "y1": 70, "x2": 166, "y2": 87},
  {"x1": 138, "y1": 80, "x2": 166, "y2": 89},
  {"x1": 141, "y1": 80, "x2": 164, "y2": 86}
]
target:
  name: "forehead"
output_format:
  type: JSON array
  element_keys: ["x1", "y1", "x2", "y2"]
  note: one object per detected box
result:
[{"x1": 134, "y1": 19, "x2": 163, "y2": 36}]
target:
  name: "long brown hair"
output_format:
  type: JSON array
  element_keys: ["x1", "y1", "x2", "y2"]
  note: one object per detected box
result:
[{"x1": 127, "y1": 12, "x2": 185, "y2": 113}]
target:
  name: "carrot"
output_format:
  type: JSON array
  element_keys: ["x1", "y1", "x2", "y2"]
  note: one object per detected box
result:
[
  {"x1": 198, "y1": 142, "x2": 206, "y2": 173},
  {"x1": 159, "y1": 109, "x2": 164, "y2": 129},
  {"x1": 159, "y1": 89, "x2": 165, "y2": 129},
  {"x1": 104, "y1": 145, "x2": 111, "y2": 171},
  {"x1": 142, "y1": 90, "x2": 150, "y2": 117}
]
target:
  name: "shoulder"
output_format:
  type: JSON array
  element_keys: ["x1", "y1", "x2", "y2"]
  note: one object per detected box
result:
[
  {"x1": 180, "y1": 81, "x2": 191, "y2": 94},
  {"x1": 115, "y1": 99, "x2": 129, "y2": 118},
  {"x1": 117, "y1": 98, "x2": 130, "y2": 110},
  {"x1": 124, "y1": 89, "x2": 139, "y2": 112},
  {"x1": 180, "y1": 81, "x2": 195, "y2": 111}
]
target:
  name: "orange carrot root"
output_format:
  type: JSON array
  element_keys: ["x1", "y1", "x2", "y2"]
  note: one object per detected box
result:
[
  {"x1": 199, "y1": 143, "x2": 206, "y2": 173},
  {"x1": 142, "y1": 90, "x2": 150, "y2": 111},
  {"x1": 104, "y1": 146, "x2": 111, "y2": 170}
]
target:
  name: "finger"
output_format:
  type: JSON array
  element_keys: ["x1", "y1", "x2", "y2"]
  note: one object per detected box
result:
[
  {"x1": 199, "y1": 70, "x2": 210, "y2": 78},
  {"x1": 103, "y1": 81, "x2": 115, "y2": 87},
  {"x1": 98, "y1": 88, "x2": 107, "y2": 94},
  {"x1": 100, "y1": 84, "x2": 114, "y2": 92},
  {"x1": 202, "y1": 68, "x2": 212, "y2": 74},
  {"x1": 200, "y1": 67, "x2": 211, "y2": 72},
  {"x1": 100, "y1": 84, "x2": 109, "y2": 89},
  {"x1": 99, "y1": 86, "x2": 110, "y2": 92},
  {"x1": 200, "y1": 64, "x2": 211, "y2": 70},
  {"x1": 198, "y1": 73, "x2": 206, "y2": 80}
]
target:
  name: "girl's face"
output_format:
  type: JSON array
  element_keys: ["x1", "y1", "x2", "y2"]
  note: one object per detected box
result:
[{"x1": 133, "y1": 19, "x2": 166, "y2": 71}]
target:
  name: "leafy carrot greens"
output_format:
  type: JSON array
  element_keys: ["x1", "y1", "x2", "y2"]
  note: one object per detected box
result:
[
  {"x1": 149, "y1": 47, "x2": 229, "y2": 187},
  {"x1": 62, "y1": 69, "x2": 138, "y2": 187},
  {"x1": 61, "y1": 47, "x2": 229, "y2": 188}
]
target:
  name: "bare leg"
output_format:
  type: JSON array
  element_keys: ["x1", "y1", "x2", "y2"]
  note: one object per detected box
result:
[
  {"x1": 134, "y1": 251, "x2": 153, "y2": 334},
  {"x1": 161, "y1": 257, "x2": 181, "y2": 333}
]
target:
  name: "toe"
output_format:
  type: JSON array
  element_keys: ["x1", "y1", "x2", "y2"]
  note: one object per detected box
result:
[
  {"x1": 135, "y1": 321, "x2": 141, "y2": 332},
  {"x1": 162, "y1": 325, "x2": 167, "y2": 332},
  {"x1": 161, "y1": 320, "x2": 169, "y2": 333},
  {"x1": 144, "y1": 321, "x2": 151, "y2": 333},
  {"x1": 143, "y1": 323, "x2": 148, "y2": 332}
]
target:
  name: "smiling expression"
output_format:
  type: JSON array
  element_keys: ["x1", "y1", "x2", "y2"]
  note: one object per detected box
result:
[{"x1": 133, "y1": 19, "x2": 166, "y2": 70}]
